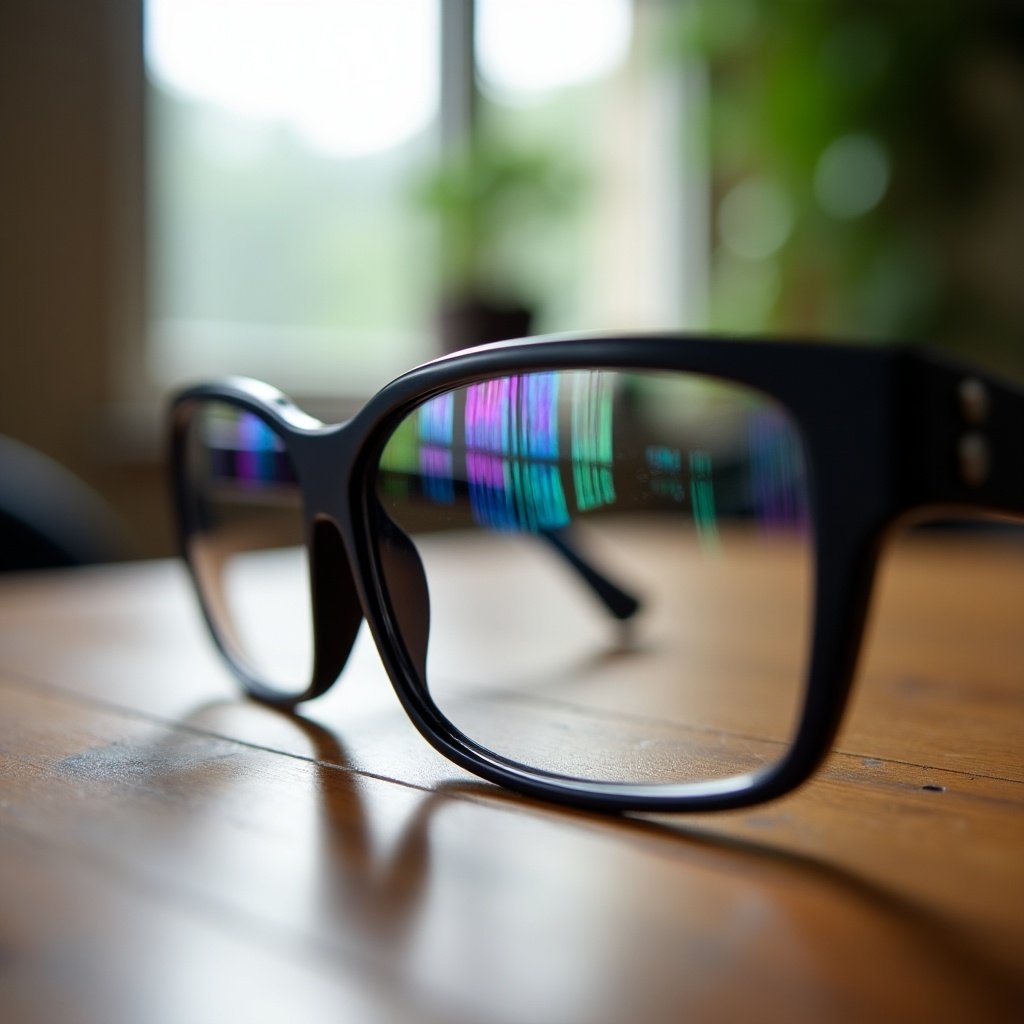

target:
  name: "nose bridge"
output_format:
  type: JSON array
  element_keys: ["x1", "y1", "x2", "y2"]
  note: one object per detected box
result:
[
  {"x1": 300, "y1": 409, "x2": 433, "y2": 693},
  {"x1": 295, "y1": 420, "x2": 357, "y2": 518},
  {"x1": 307, "y1": 514, "x2": 364, "y2": 696}
]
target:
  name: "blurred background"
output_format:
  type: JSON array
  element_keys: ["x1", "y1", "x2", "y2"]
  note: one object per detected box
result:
[{"x1": 1, "y1": 0, "x2": 1022, "y2": 565}]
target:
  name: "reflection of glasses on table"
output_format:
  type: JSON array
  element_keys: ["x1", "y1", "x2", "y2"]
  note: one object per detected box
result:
[{"x1": 169, "y1": 335, "x2": 1023, "y2": 812}]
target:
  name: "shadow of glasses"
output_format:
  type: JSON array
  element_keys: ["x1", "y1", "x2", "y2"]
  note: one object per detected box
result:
[{"x1": 136, "y1": 699, "x2": 1021, "y2": 1016}]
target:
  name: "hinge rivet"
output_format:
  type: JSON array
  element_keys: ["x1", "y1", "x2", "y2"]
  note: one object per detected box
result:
[
  {"x1": 958, "y1": 432, "x2": 991, "y2": 487},
  {"x1": 958, "y1": 377, "x2": 990, "y2": 425}
]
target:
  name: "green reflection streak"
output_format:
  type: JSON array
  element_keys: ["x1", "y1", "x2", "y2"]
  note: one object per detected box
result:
[
  {"x1": 380, "y1": 416, "x2": 417, "y2": 472},
  {"x1": 571, "y1": 372, "x2": 616, "y2": 512},
  {"x1": 379, "y1": 416, "x2": 419, "y2": 498},
  {"x1": 689, "y1": 450, "x2": 719, "y2": 551},
  {"x1": 510, "y1": 459, "x2": 570, "y2": 532}
]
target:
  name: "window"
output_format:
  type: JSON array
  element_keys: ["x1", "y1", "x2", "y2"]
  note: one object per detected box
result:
[
  {"x1": 144, "y1": 1, "x2": 700, "y2": 399},
  {"x1": 146, "y1": 0, "x2": 442, "y2": 396},
  {"x1": 473, "y1": 0, "x2": 706, "y2": 335}
]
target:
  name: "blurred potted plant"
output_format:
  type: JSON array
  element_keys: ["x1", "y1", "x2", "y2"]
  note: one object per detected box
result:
[
  {"x1": 415, "y1": 134, "x2": 582, "y2": 352},
  {"x1": 670, "y1": 0, "x2": 1024, "y2": 378}
]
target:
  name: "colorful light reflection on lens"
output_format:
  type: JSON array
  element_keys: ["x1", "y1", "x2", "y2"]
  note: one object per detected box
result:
[
  {"x1": 204, "y1": 408, "x2": 294, "y2": 487},
  {"x1": 420, "y1": 444, "x2": 454, "y2": 504},
  {"x1": 464, "y1": 373, "x2": 568, "y2": 531},
  {"x1": 378, "y1": 370, "x2": 811, "y2": 540},
  {"x1": 465, "y1": 372, "x2": 560, "y2": 459},
  {"x1": 419, "y1": 392, "x2": 454, "y2": 446},
  {"x1": 646, "y1": 445, "x2": 685, "y2": 503},
  {"x1": 748, "y1": 410, "x2": 808, "y2": 529},
  {"x1": 571, "y1": 372, "x2": 616, "y2": 511},
  {"x1": 689, "y1": 450, "x2": 719, "y2": 549}
]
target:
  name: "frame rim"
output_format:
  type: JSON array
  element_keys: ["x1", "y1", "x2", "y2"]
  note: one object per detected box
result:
[{"x1": 169, "y1": 332, "x2": 916, "y2": 811}]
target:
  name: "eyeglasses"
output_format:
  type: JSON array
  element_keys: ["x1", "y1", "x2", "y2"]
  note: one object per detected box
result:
[{"x1": 169, "y1": 335, "x2": 1023, "y2": 812}]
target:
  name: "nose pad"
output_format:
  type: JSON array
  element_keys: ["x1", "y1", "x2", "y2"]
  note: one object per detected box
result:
[
  {"x1": 308, "y1": 517, "x2": 364, "y2": 696},
  {"x1": 374, "y1": 508, "x2": 431, "y2": 682}
]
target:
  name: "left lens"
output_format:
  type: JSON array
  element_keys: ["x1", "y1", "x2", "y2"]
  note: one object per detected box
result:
[
  {"x1": 373, "y1": 368, "x2": 813, "y2": 789},
  {"x1": 182, "y1": 400, "x2": 313, "y2": 695}
]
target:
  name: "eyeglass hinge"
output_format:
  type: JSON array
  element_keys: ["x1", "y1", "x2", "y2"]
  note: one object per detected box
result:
[{"x1": 956, "y1": 377, "x2": 991, "y2": 488}]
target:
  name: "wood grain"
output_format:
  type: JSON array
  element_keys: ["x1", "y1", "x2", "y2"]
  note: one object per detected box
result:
[{"x1": 0, "y1": 530, "x2": 1021, "y2": 1023}]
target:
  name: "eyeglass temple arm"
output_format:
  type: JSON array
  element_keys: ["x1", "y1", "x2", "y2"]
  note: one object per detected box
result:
[
  {"x1": 379, "y1": 472, "x2": 642, "y2": 622},
  {"x1": 900, "y1": 351, "x2": 1024, "y2": 520},
  {"x1": 541, "y1": 527, "x2": 641, "y2": 621}
]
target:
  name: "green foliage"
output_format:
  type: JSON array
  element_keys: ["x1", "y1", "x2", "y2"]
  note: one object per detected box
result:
[
  {"x1": 672, "y1": 1, "x2": 1024, "y2": 376},
  {"x1": 413, "y1": 134, "x2": 583, "y2": 304}
]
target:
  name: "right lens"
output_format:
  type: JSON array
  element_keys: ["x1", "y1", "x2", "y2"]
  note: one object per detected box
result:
[
  {"x1": 181, "y1": 400, "x2": 313, "y2": 695},
  {"x1": 373, "y1": 368, "x2": 813, "y2": 789}
]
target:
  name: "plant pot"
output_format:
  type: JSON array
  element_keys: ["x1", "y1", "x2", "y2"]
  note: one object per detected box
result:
[{"x1": 437, "y1": 296, "x2": 534, "y2": 353}]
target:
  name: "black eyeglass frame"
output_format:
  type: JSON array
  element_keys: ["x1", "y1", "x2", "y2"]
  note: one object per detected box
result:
[{"x1": 170, "y1": 334, "x2": 1024, "y2": 813}]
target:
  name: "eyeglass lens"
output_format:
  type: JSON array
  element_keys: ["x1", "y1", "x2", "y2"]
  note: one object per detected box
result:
[
  {"x1": 184, "y1": 401, "x2": 314, "y2": 695},
  {"x1": 374, "y1": 370, "x2": 813, "y2": 787}
]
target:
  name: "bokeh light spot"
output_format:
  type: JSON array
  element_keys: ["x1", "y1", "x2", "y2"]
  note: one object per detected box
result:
[
  {"x1": 815, "y1": 133, "x2": 890, "y2": 219},
  {"x1": 718, "y1": 177, "x2": 794, "y2": 261}
]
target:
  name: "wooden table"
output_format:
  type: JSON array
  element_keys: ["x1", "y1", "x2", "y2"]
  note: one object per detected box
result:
[{"x1": 0, "y1": 531, "x2": 1021, "y2": 1023}]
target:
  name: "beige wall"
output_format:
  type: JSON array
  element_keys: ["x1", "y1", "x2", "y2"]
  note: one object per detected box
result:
[{"x1": 0, "y1": 0, "x2": 172, "y2": 559}]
